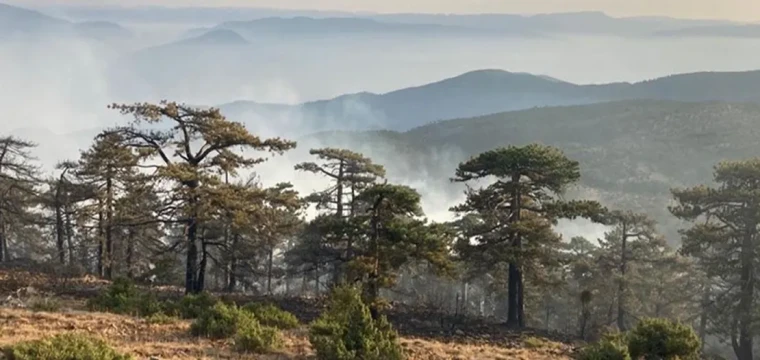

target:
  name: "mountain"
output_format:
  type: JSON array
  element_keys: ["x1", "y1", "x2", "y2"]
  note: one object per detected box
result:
[
  {"x1": 299, "y1": 100, "x2": 760, "y2": 239},
  {"x1": 212, "y1": 17, "x2": 524, "y2": 38},
  {"x1": 219, "y1": 69, "x2": 760, "y2": 132},
  {"x1": 370, "y1": 11, "x2": 732, "y2": 36},
  {"x1": 73, "y1": 21, "x2": 133, "y2": 41},
  {"x1": 0, "y1": 3, "x2": 132, "y2": 41},
  {"x1": 656, "y1": 24, "x2": 760, "y2": 38},
  {"x1": 173, "y1": 29, "x2": 249, "y2": 46},
  {"x1": 0, "y1": 2, "x2": 68, "y2": 36}
]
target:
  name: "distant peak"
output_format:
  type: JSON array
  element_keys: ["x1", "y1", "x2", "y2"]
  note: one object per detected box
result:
[{"x1": 184, "y1": 29, "x2": 249, "y2": 45}]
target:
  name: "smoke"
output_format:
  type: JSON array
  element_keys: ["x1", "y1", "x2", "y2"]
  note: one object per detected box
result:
[{"x1": 0, "y1": 21, "x2": 656, "y2": 241}]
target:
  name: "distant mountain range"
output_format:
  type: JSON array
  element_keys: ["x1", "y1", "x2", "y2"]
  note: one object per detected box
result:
[
  {"x1": 219, "y1": 69, "x2": 760, "y2": 132},
  {"x1": 6, "y1": 3, "x2": 760, "y2": 40},
  {"x1": 0, "y1": 3, "x2": 132, "y2": 41}
]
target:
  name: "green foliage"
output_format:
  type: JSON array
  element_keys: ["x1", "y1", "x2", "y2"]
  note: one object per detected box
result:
[
  {"x1": 627, "y1": 318, "x2": 700, "y2": 360},
  {"x1": 190, "y1": 302, "x2": 257, "y2": 339},
  {"x1": 2, "y1": 333, "x2": 132, "y2": 360},
  {"x1": 523, "y1": 336, "x2": 550, "y2": 349},
  {"x1": 176, "y1": 292, "x2": 220, "y2": 319},
  {"x1": 233, "y1": 321, "x2": 282, "y2": 354},
  {"x1": 578, "y1": 338, "x2": 631, "y2": 360},
  {"x1": 309, "y1": 286, "x2": 405, "y2": 360},
  {"x1": 87, "y1": 278, "x2": 162, "y2": 317},
  {"x1": 145, "y1": 312, "x2": 177, "y2": 325},
  {"x1": 243, "y1": 302, "x2": 300, "y2": 329},
  {"x1": 29, "y1": 297, "x2": 61, "y2": 313}
]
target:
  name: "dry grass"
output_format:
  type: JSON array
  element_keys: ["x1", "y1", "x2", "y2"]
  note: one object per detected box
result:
[{"x1": 0, "y1": 307, "x2": 571, "y2": 360}]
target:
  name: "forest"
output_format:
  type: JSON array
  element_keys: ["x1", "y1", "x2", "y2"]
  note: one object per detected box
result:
[{"x1": 0, "y1": 100, "x2": 754, "y2": 360}]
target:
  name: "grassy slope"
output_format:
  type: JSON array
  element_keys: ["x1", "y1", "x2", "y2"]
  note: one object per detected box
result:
[{"x1": 0, "y1": 267, "x2": 573, "y2": 360}]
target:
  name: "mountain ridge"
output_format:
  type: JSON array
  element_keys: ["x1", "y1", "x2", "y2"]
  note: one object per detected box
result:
[{"x1": 219, "y1": 68, "x2": 760, "y2": 132}]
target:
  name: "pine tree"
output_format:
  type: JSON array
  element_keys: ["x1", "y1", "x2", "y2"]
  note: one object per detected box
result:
[
  {"x1": 0, "y1": 136, "x2": 40, "y2": 262},
  {"x1": 670, "y1": 158, "x2": 760, "y2": 360},
  {"x1": 296, "y1": 148, "x2": 385, "y2": 284},
  {"x1": 108, "y1": 101, "x2": 296, "y2": 294},
  {"x1": 451, "y1": 144, "x2": 606, "y2": 328},
  {"x1": 353, "y1": 182, "x2": 454, "y2": 318}
]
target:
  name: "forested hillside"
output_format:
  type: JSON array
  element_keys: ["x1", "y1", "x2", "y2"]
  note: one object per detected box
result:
[{"x1": 0, "y1": 98, "x2": 750, "y2": 360}]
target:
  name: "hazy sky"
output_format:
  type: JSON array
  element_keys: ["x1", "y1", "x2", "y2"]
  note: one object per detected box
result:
[{"x1": 18, "y1": 0, "x2": 760, "y2": 22}]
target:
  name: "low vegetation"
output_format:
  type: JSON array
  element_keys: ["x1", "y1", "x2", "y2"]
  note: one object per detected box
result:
[
  {"x1": 309, "y1": 286, "x2": 405, "y2": 360},
  {"x1": 2, "y1": 333, "x2": 131, "y2": 360},
  {"x1": 578, "y1": 319, "x2": 700, "y2": 360},
  {"x1": 243, "y1": 302, "x2": 300, "y2": 330}
]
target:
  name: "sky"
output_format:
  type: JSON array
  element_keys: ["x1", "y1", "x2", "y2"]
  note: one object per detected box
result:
[{"x1": 15, "y1": 0, "x2": 760, "y2": 22}]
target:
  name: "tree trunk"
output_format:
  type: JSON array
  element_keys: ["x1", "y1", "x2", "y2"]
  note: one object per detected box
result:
[
  {"x1": 126, "y1": 228, "x2": 134, "y2": 279},
  {"x1": 97, "y1": 198, "x2": 104, "y2": 277},
  {"x1": 733, "y1": 230, "x2": 755, "y2": 360},
  {"x1": 267, "y1": 246, "x2": 274, "y2": 294},
  {"x1": 0, "y1": 210, "x2": 6, "y2": 262},
  {"x1": 698, "y1": 284, "x2": 709, "y2": 351},
  {"x1": 185, "y1": 211, "x2": 199, "y2": 294},
  {"x1": 333, "y1": 161, "x2": 345, "y2": 285},
  {"x1": 196, "y1": 235, "x2": 208, "y2": 293},
  {"x1": 65, "y1": 205, "x2": 74, "y2": 265},
  {"x1": 227, "y1": 233, "x2": 239, "y2": 292},
  {"x1": 54, "y1": 201, "x2": 65, "y2": 265},
  {"x1": 104, "y1": 175, "x2": 114, "y2": 279},
  {"x1": 617, "y1": 222, "x2": 628, "y2": 331},
  {"x1": 507, "y1": 173, "x2": 524, "y2": 328}
]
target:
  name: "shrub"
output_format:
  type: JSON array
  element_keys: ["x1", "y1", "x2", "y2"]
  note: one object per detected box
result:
[
  {"x1": 176, "y1": 292, "x2": 220, "y2": 319},
  {"x1": 29, "y1": 297, "x2": 61, "y2": 313},
  {"x1": 234, "y1": 321, "x2": 282, "y2": 353},
  {"x1": 577, "y1": 338, "x2": 631, "y2": 360},
  {"x1": 190, "y1": 302, "x2": 257, "y2": 339},
  {"x1": 145, "y1": 312, "x2": 177, "y2": 325},
  {"x1": 243, "y1": 302, "x2": 299, "y2": 329},
  {"x1": 309, "y1": 285, "x2": 404, "y2": 360},
  {"x1": 627, "y1": 318, "x2": 700, "y2": 360},
  {"x1": 87, "y1": 278, "x2": 162, "y2": 317},
  {"x1": 2, "y1": 333, "x2": 132, "y2": 360}
]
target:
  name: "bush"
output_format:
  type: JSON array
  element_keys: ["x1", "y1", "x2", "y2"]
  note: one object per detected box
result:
[
  {"x1": 87, "y1": 278, "x2": 162, "y2": 317},
  {"x1": 190, "y1": 302, "x2": 258, "y2": 339},
  {"x1": 29, "y1": 297, "x2": 61, "y2": 313},
  {"x1": 145, "y1": 312, "x2": 177, "y2": 325},
  {"x1": 173, "y1": 292, "x2": 220, "y2": 319},
  {"x1": 2, "y1": 333, "x2": 132, "y2": 360},
  {"x1": 243, "y1": 302, "x2": 299, "y2": 330},
  {"x1": 234, "y1": 321, "x2": 282, "y2": 353},
  {"x1": 309, "y1": 285, "x2": 404, "y2": 360},
  {"x1": 578, "y1": 338, "x2": 631, "y2": 360},
  {"x1": 627, "y1": 318, "x2": 700, "y2": 360}
]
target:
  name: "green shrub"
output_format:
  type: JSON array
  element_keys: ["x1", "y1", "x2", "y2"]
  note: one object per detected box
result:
[
  {"x1": 145, "y1": 312, "x2": 177, "y2": 325},
  {"x1": 627, "y1": 318, "x2": 700, "y2": 360},
  {"x1": 29, "y1": 297, "x2": 61, "y2": 313},
  {"x1": 190, "y1": 302, "x2": 257, "y2": 339},
  {"x1": 176, "y1": 292, "x2": 219, "y2": 319},
  {"x1": 309, "y1": 285, "x2": 404, "y2": 360},
  {"x1": 578, "y1": 338, "x2": 631, "y2": 360},
  {"x1": 2, "y1": 333, "x2": 132, "y2": 360},
  {"x1": 87, "y1": 278, "x2": 162, "y2": 317},
  {"x1": 243, "y1": 302, "x2": 299, "y2": 329},
  {"x1": 234, "y1": 321, "x2": 282, "y2": 354}
]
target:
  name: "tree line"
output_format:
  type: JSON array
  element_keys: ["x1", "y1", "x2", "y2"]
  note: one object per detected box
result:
[{"x1": 0, "y1": 100, "x2": 756, "y2": 359}]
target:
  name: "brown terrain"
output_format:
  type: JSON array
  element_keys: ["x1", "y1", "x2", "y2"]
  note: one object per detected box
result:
[{"x1": 0, "y1": 264, "x2": 576, "y2": 360}]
